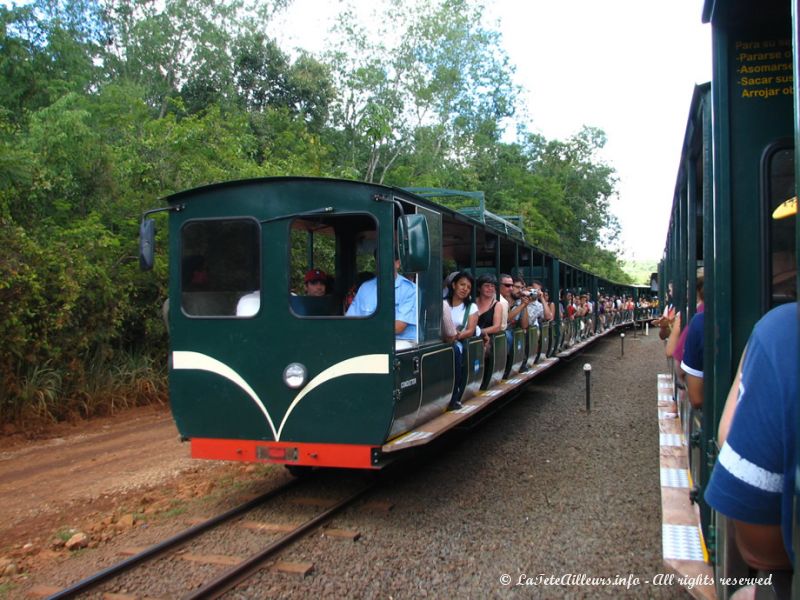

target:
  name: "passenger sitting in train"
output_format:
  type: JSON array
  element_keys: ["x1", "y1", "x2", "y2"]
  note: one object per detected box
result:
[
  {"x1": 564, "y1": 292, "x2": 577, "y2": 320},
  {"x1": 512, "y1": 277, "x2": 531, "y2": 324},
  {"x1": 653, "y1": 282, "x2": 676, "y2": 339},
  {"x1": 500, "y1": 274, "x2": 528, "y2": 328},
  {"x1": 303, "y1": 268, "x2": 328, "y2": 297},
  {"x1": 346, "y1": 256, "x2": 417, "y2": 349},
  {"x1": 497, "y1": 274, "x2": 511, "y2": 331},
  {"x1": 444, "y1": 271, "x2": 478, "y2": 410},
  {"x1": 524, "y1": 281, "x2": 546, "y2": 329},
  {"x1": 236, "y1": 291, "x2": 260, "y2": 316},
  {"x1": 442, "y1": 271, "x2": 459, "y2": 299},
  {"x1": 679, "y1": 275, "x2": 705, "y2": 409},
  {"x1": 705, "y1": 302, "x2": 798, "y2": 592},
  {"x1": 541, "y1": 289, "x2": 556, "y2": 322},
  {"x1": 584, "y1": 294, "x2": 595, "y2": 334},
  {"x1": 502, "y1": 275, "x2": 529, "y2": 376},
  {"x1": 475, "y1": 274, "x2": 503, "y2": 353},
  {"x1": 666, "y1": 272, "x2": 704, "y2": 385},
  {"x1": 597, "y1": 294, "x2": 607, "y2": 330},
  {"x1": 344, "y1": 270, "x2": 375, "y2": 312}
]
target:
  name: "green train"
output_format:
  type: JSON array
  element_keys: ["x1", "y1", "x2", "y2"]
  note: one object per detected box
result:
[
  {"x1": 661, "y1": 0, "x2": 798, "y2": 597},
  {"x1": 139, "y1": 177, "x2": 643, "y2": 472}
]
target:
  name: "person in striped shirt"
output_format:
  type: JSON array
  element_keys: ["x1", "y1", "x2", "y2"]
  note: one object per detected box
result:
[{"x1": 705, "y1": 302, "x2": 798, "y2": 576}]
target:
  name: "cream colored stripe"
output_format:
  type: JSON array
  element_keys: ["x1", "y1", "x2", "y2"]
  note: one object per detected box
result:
[
  {"x1": 172, "y1": 351, "x2": 277, "y2": 439},
  {"x1": 276, "y1": 354, "x2": 389, "y2": 440}
]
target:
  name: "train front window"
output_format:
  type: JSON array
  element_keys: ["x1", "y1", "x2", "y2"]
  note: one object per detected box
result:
[
  {"x1": 180, "y1": 219, "x2": 261, "y2": 317},
  {"x1": 765, "y1": 146, "x2": 796, "y2": 306},
  {"x1": 289, "y1": 214, "x2": 378, "y2": 318}
]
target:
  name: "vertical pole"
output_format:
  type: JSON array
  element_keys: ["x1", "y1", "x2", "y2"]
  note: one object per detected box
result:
[
  {"x1": 584, "y1": 363, "x2": 592, "y2": 411},
  {"x1": 620, "y1": 333, "x2": 625, "y2": 357}
]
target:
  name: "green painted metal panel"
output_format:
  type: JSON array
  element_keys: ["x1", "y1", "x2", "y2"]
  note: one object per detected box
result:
[
  {"x1": 539, "y1": 322, "x2": 551, "y2": 361},
  {"x1": 527, "y1": 325, "x2": 540, "y2": 365},
  {"x1": 463, "y1": 337, "x2": 485, "y2": 401},
  {"x1": 415, "y1": 345, "x2": 456, "y2": 425},
  {"x1": 482, "y1": 333, "x2": 507, "y2": 389},
  {"x1": 167, "y1": 179, "x2": 397, "y2": 446},
  {"x1": 510, "y1": 328, "x2": 526, "y2": 373}
]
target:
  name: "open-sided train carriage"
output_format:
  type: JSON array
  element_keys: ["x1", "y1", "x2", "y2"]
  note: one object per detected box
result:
[{"x1": 140, "y1": 177, "x2": 639, "y2": 472}]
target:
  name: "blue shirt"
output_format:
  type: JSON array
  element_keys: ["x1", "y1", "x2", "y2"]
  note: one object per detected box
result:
[
  {"x1": 704, "y1": 303, "x2": 798, "y2": 562},
  {"x1": 346, "y1": 275, "x2": 418, "y2": 341},
  {"x1": 680, "y1": 312, "x2": 705, "y2": 378}
]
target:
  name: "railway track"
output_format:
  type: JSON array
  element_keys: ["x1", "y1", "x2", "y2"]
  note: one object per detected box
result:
[{"x1": 47, "y1": 474, "x2": 377, "y2": 599}]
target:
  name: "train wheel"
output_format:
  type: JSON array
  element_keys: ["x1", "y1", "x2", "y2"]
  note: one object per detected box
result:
[{"x1": 285, "y1": 465, "x2": 314, "y2": 478}]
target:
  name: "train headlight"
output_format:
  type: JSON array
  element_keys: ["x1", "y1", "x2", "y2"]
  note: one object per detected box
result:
[{"x1": 283, "y1": 363, "x2": 307, "y2": 389}]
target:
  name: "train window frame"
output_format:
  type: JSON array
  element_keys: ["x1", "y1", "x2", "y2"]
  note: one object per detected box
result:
[
  {"x1": 287, "y1": 211, "x2": 380, "y2": 320},
  {"x1": 179, "y1": 216, "x2": 262, "y2": 319},
  {"x1": 760, "y1": 140, "x2": 796, "y2": 308}
]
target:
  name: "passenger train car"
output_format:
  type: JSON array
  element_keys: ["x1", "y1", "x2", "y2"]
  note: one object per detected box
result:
[
  {"x1": 661, "y1": 0, "x2": 799, "y2": 597},
  {"x1": 139, "y1": 178, "x2": 644, "y2": 473}
]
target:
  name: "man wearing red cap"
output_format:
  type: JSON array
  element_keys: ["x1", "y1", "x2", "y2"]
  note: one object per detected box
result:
[{"x1": 304, "y1": 268, "x2": 328, "y2": 297}]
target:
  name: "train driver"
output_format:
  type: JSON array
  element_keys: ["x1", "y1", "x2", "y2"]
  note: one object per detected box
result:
[{"x1": 346, "y1": 257, "x2": 417, "y2": 349}]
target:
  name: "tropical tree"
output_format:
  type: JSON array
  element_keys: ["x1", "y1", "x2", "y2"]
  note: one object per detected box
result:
[{"x1": 327, "y1": 0, "x2": 518, "y2": 183}]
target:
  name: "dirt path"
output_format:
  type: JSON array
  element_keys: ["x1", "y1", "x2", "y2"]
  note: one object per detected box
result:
[{"x1": 0, "y1": 405, "x2": 267, "y2": 589}]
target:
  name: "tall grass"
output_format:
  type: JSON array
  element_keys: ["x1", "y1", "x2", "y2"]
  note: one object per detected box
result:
[
  {"x1": 78, "y1": 351, "x2": 167, "y2": 419},
  {"x1": 0, "y1": 352, "x2": 167, "y2": 426},
  {"x1": 3, "y1": 363, "x2": 62, "y2": 424}
]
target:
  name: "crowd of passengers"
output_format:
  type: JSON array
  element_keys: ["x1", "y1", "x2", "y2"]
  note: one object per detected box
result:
[
  {"x1": 438, "y1": 271, "x2": 650, "y2": 409},
  {"x1": 276, "y1": 265, "x2": 653, "y2": 412}
]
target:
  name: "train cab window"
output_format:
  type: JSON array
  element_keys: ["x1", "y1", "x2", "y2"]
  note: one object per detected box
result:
[
  {"x1": 289, "y1": 214, "x2": 377, "y2": 318},
  {"x1": 180, "y1": 219, "x2": 261, "y2": 317},
  {"x1": 765, "y1": 146, "x2": 796, "y2": 306}
]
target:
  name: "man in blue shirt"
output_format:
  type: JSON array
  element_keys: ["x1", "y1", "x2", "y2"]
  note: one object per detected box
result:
[
  {"x1": 705, "y1": 302, "x2": 798, "y2": 571},
  {"x1": 346, "y1": 258, "x2": 417, "y2": 342}
]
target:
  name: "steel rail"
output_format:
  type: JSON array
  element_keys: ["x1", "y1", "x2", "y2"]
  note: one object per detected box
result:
[
  {"x1": 183, "y1": 482, "x2": 377, "y2": 600},
  {"x1": 48, "y1": 478, "x2": 301, "y2": 600}
]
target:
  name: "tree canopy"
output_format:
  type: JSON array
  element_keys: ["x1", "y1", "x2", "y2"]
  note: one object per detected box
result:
[{"x1": 0, "y1": 0, "x2": 631, "y2": 424}]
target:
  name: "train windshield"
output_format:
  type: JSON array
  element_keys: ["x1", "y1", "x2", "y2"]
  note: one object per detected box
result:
[
  {"x1": 180, "y1": 218, "x2": 261, "y2": 317},
  {"x1": 289, "y1": 213, "x2": 378, "y2": 318}
]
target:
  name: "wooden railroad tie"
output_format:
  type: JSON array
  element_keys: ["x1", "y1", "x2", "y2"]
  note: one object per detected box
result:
[
  {"x1": 271, "y1": 561, "x2": 314, "y2": 577},
  {"x1": 321, "y1": 528, "x2": 361, "y2": 541},
  {"x1": 361, "y1": 500, "x2": 394, "y2": 513},
  {"x1": 180, "y1": 553, "x2": 243, "y2": 566},
  {"x1": 240, "y1": 520, "x2": 300, "y2": 533},
  {"x1": 289, "y1": 496, "x2": 337, "y2": 508}
]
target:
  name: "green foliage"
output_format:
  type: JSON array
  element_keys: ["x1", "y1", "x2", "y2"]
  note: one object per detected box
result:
[
  {"x1": 623, "y1": 260, "x2": 658, "y2": 285},
  {"x1": 0, "y1": 0, "x2": 633, "y2": 426}
]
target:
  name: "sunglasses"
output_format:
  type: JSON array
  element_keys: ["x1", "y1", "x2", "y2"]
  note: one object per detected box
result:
[
  {"x1": 307, "y1": 279, "x2": 325, "y2": 285},
  {"x1": 501, "y1": 283, "x2": 513, "y2": 287}
]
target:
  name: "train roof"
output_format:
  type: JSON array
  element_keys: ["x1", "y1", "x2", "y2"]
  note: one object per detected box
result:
[{"x1": 162, "y1": 175, "x2": 635, "y2": 289}]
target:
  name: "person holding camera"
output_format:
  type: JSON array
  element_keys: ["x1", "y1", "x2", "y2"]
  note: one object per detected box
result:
[{"x1": 525, "y1": 282, "x2": 546, "y2": 329}]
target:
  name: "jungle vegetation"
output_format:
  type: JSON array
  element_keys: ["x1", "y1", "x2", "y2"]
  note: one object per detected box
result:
[{"x1": 0, "y1": 0, "x2": 633, "y2": 425}]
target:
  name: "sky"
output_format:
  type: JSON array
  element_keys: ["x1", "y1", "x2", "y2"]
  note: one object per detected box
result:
[{"x1": 269, "y1": 0, "x2": 712, "y2": 263}]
